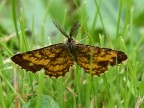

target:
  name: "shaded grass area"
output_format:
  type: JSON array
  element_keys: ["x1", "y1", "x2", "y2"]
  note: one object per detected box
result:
[{"x1": 0, "y1": 0, "x2": 144, "y2": 108}]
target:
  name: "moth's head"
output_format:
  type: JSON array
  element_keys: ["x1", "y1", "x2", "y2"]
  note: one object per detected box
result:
[{"x1": 65, "y1": 37, "x2": 77, "y2": 45}]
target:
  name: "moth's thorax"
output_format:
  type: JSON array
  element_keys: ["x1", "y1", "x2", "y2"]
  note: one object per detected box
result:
[{"x1": 65, "y1": 37, "x2": 77, "y2": 49}]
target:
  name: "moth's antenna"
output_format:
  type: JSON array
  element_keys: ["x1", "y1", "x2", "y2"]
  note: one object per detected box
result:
[
  {"x1": 69, "y1": 21, "x2": 80, "y2": 38},
  {"x1": 53, "y1": 21, "x2": 69, "y2": 38}
]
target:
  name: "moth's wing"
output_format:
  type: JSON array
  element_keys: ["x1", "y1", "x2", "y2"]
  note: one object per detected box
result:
[
  {"x1": 11, "y1": 43, "x2": 74, "y2": 77},
  {"x1": 44, "y1": 45, "x2": 74, "y2": 77},
  {"x1": 72, "y1": 44, "x2": 127, "y2": 76}
]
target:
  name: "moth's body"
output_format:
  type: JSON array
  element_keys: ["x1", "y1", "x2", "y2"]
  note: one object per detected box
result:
[{"x1": 11, "y1": 21, "x2": 127, "y2": 77}]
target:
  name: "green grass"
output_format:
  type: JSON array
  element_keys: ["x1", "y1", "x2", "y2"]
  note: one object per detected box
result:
[{"x1": 0, "y1": 0, "x2": 144, "y2": 108}]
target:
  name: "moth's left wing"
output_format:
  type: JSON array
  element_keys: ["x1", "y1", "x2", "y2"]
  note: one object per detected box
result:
[{"x1": 11, "y1": 43, "x2": 74, "y2": 77}]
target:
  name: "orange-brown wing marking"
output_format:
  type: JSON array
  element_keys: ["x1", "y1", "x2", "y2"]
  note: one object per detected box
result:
[
  {"x1": 72, "y1": 44, "x2": 127, "y2": 76},
  {"x1": 44, "y1": 45, "x2": 74, "y2": 77},
  {"x1": 11, "y1": 43, "x2": 70, "y2": 74}
]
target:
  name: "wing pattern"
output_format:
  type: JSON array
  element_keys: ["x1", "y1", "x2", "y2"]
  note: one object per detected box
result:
[
  {"x1": 11, "y1": 43, "x2": 74, "y2": 77},
  {"x1": 71, "y1": 44, "x2": 127, "y2": 76}
]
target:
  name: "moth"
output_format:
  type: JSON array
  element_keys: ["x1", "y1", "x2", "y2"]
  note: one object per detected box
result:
[{"x1": 11, "y1": 21, "x2": 127, "y2": 77}]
